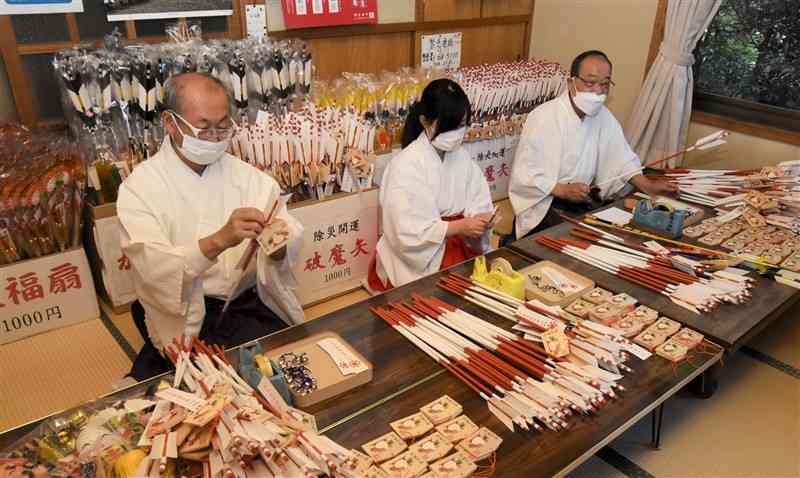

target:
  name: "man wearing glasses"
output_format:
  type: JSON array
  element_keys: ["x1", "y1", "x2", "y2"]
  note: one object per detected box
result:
[
  {"x1": 506, "y1": 50, "x2": 676, "y2": 242},
  {"x1": 118, "y1": 72, "x2": 304, "y2": 380}
]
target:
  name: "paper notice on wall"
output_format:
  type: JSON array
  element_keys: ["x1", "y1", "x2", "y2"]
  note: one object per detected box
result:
[
  {"x1": 421, "y1": 32, "x2": 462, "y2": 69},
  {"x1": 246, "y1": 4, "x2": 268, "y2": 39}
]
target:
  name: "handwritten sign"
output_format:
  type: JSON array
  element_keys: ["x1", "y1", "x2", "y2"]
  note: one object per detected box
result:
[
  {"x1": 0, "y1": 247, "x2": 99, "y2": 344},
  {"x1": 421, "y1": 32, "x2": 462, "y2": 69},
  {"x1": 245, "y1": 4, "x2": 268, "y2": 39},
  {"x1": 93, "y1": 216, "x2": 137, "y2": 307},
  {"x1": 289, "y1": 189, "x2": 379, "y2": 305}
]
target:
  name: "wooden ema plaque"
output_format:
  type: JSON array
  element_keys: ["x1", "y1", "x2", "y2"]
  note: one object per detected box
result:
[
  {"x1": 267, "y1": 331, "x2": 373, "y2": 408},
  {"x1": 517, "y1": 261, "x2": 595, "y2": 306}
]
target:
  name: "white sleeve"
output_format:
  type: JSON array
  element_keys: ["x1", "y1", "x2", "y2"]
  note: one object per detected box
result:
[
  {"x1": 596, "y1": 113, "x2": 642, "y2": 198},
  {"x1": 508, "y1": 112, "x2": 563, "y2": 216},
  {"x1": 256, "y1": 176, "x2": 305, "y2": 325},
  {"x1": 381, "y1": 159, "x2": 449, "y2": 274},
  {"x1": 464, "y1": 156, "x2": 495, "y2": 253},
  {"x1": 117, "y1": 182, "x2": 215, "y2": 328}
]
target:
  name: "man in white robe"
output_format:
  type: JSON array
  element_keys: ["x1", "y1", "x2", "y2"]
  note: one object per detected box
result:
[
  {"x1": 118, "y1": 72, "x2": 304, "y2": 380},
  {"x1": 508, "y1": 50, "x2": 676, "y2": 241}
]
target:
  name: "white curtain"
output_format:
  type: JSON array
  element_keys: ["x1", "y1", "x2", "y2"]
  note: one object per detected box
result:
[{"x1": 625, "y1": 0, "x2": 721, "y2": 167}]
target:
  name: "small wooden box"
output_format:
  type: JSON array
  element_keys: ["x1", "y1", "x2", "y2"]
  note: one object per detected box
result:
[
  {"x1": 518, "y1": 261, "x2": 595, "y2": 306},
  {"x1": 267, "y1": 331, "x2": 373, "y2": 408}
]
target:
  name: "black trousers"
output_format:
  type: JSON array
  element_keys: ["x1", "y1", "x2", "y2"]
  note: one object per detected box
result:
[
  {"x1": 500, "y1": 197, "x2": 607, "y2": 247},
  {"x1": 128, "y1": 288, "x2": 288, "y2": 381}
]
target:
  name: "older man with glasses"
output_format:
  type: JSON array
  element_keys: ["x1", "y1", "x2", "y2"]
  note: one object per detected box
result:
[
  {"x1": 505, "y1": 50, "x2": 676, "y2": 243},
  {"x1": 118, "y1": 72, "x2": 305, "y2": 380}
]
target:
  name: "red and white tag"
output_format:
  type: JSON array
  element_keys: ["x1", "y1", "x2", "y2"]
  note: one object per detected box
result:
[
  {"x1": 155, "y1": 387, "x2": 205, "y2": 412},
  {"x1": 644, "y1": 240, "x2": 670, "y2": 255},
  {"x1": 317, "y1": 337, "x2": 368, "y2": 375}
]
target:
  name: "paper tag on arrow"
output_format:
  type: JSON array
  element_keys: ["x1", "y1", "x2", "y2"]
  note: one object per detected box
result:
[{"x1": 541, "y1": 327, "x2": 570, "y2": 358}]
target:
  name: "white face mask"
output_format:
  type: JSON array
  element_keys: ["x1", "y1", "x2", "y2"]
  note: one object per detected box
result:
[
  {"x1": 571, "y1": 89, "x2": 607, "y2": 117},
  {"x1": 170, "y1": 112, "x2": 231, "y2": 166},
  {"x1": 430, "y1": 126, "x2": 466, "y2": 152}
]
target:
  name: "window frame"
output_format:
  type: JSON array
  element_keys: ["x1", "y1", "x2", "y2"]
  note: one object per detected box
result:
[{"x1": 645, "y1": 0, "x2": 800, "y2": 146}]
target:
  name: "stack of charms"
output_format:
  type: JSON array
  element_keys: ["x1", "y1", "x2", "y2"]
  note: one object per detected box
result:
[
  {"x1": 338, "y1": 395, "x2": 500, "y2": 478},
  {"x1": 683, "y1": 189, "x2": 800, "y2": 270},
  {"x1": 646, "y1": 165, "x2": 800, "y2": 210}
]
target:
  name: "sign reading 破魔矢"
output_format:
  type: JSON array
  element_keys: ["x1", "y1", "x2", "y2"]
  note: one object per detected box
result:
[
  {"x1": 290, "y1": 189, "x2": 378, "y2": 305},
  {"x1": 463, "y1": 135, "x2": 519, "y2": 201}
]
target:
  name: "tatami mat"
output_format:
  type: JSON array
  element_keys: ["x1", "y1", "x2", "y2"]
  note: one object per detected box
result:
[
  {"x1": 745, "y1": 302, "x2": 800, "y2": 369},
  {"x1": 611, "y1": 352, "x2": 800, "y2": 478},
  {"x1": 567, "y1": 455, "x2": 628, "y2": 478},
  {"x1": 0, "y1": 319, "x2": 132, "y2": 432},
  {"x1": 105, "y1": 305, "x2": 144, "y2": 354}
]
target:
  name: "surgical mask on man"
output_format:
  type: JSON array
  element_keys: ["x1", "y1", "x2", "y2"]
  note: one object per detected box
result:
[
  {"x1": 170, "y1": 111, "x2": 231, "y2": 165},
  {"x1": 431, "y1": 126, "x2": 467, "y2": 152},
  {"x1": 571, "y1": 86, "x2": 607, "y2": 117}
]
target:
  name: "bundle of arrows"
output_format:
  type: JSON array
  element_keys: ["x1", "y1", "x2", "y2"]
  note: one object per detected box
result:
[
  {"x1": 131, "y1": 337, "x2": 361, "y2": 478},
  {"x1": 646, "y1": 166, "x2": 800, "y2": 209},
  {"x1": 534, "y1": 231, "x2": 753, "y2": 314},
  {"x1": 371, "y1": 294, "x2": 642, "y2": 434}
]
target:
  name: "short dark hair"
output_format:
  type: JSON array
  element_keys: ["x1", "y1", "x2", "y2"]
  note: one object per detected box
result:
[
  {"x1": 570, "y1": 50, "x2": 612, "y2": 77},
  {"x1": 401, "y1": 78, "x2": 471, "y2": 148}
]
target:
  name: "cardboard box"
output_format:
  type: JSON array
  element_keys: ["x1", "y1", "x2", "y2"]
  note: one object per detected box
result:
[{"x1": 0, "y1": 247, "x2": 100, "y2": 345}]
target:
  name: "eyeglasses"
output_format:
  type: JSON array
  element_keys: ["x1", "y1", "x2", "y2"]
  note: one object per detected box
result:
[
  {"x1": 574, "y1": 76, "x2": 616, "y2": 91},
  {"x1": 169, "y1": 110, "x2": 237, "y2": 141}
]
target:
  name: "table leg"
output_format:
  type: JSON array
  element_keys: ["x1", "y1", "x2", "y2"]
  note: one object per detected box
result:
[
  {"x1": 650, "y1": 402, "x2": 665, "y2": 449},
  {"x1": 688, "y1": 362, "x2": 720, "y2": 399}
]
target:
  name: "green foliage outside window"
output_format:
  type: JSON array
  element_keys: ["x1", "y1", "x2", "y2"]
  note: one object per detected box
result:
[{"x1": 694, "y1": 0, "x2": 799, "y2": 111}]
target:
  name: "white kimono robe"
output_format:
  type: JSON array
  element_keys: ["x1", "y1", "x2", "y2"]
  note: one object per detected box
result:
[
  {"x1": 118, "y1": 138, "x2": 305, "y2": 350},
  {"x1": 375, "y1": 132, "x2": 493, "y2": 288},
  {"x1": 508, "y1": 92, "x2": 641, "y2": 238}
]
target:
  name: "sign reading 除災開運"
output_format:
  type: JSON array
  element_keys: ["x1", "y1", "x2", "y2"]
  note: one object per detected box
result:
[{"x1": 290, "y1": 189, "x2": 378, "y2": 305}]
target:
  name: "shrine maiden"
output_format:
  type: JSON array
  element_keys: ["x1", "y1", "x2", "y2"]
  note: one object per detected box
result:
[
  {"x1": 368, "y1": 79, "x2": 494, "y2": 290},
  {"x1": 118, "y1": 72, "x2": 304, "y2": 380},
  {"x1": 507, "y1": 50, "x2": 676, "y2": 241}
]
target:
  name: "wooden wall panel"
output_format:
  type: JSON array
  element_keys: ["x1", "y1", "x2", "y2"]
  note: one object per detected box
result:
[
  {"x1": 420, "y1": 0, "x2": 481, "y2": 22},
  {"x1": 462, "y1": 23, "x2": 526, "y2": 65},
  {"x1": 482, "y1": 0, "x2": 534, "y2": 17},
  {"x1": 309, "y1": 32, "x2": 413, "y2": 80},
  {"x1": 415, "y1": 23, "x2": 527, "y2": 67}
]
